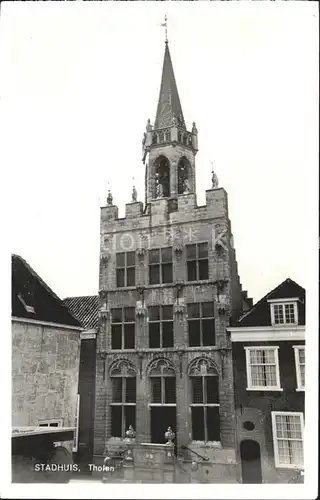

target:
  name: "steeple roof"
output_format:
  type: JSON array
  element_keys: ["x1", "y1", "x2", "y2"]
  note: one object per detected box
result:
[{"x1": 154, "y1": 42, "x2": 185, "y2": 130}]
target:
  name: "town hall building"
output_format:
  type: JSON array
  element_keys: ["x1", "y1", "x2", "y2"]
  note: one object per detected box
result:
[{"x1": 92, "y1": 38, "x2": 249, "y2": 482}]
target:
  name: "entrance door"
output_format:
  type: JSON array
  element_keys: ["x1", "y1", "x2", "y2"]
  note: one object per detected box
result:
[
  {"x1": 151, "y1": 407, "x2": 176, "y2": 446},
  {"x1": 240, "y1": 440, "x2": 262, "y2": 484}
]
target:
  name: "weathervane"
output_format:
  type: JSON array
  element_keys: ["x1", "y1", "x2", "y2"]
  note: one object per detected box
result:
[{"x1": 161, "y1": 15, "x2": 168, "y2": 43}]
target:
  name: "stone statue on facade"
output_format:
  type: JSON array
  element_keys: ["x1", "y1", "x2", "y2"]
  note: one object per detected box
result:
[
  {"x1": 183, "y1": 178, "x2": 190, "y2": 194},
  {"x1": 192, "y1": 122, "x2": 198, "y2": 135},
  {"x1": 146, "y1": 118, "x2": 152, "y2": 132},
  {"x1": 132, "y1": 184, "x2": 137, "y2": 202},
  {"x1": 107, "y1": 189, "x2": 113, "y2": 206},
  {"x1": 211, "y1": 170, "x2": 219, "y2": 189},
  {"x1": 172, "y1": 114, "x2": 177, "y2": 127},
  {"x1": 156, "y1": 182, "x2": 164, "y2": 198}
]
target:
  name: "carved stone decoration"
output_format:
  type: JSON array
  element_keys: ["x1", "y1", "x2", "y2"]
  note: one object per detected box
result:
[
  {"x1": 136, "y1": 247, "x2": 146, "y2": 259},
  {"x1": 136, "y1": 300, "x2": 146, "y2": 318},
  {"x1": 156, "y1": 182, "x2": 164, "y2": 198},
  {"x1": 144, "y1": 452, "x2": 154, "y2": 468},
  {"x1": 132, "y1": 185, "x2": 137, "y2": 203},
  {"x1": 174, "y1": 303, "x2": 185, "y2": 319},
  {"x1": 100, "y1": 253, "x2": 111, "y2": 266},
  {"x1": 97, "y1": 352, "x2": 107, "y2": 361},
  {"x1": 183, "y1": 178, "x2": 190, "y2": 194},
  {"x1": 109, "y1": 358, "x2": 137, "y2": 377},
  {"x1": 125, "y1": 425, "x2": 136, "y2": 440},
  {"x1": 216, "y1": 302, "x2": 230, "y2": 316},
  {"x1": 188, "y1": 357, "x2": 218, "y2": 376},
  {"x1": 147, "y1": 357, "x2": 176, "y2": 377},
  {"x1": 99, "y1": 290, "x2": 108, "y2": 300},
  {"x1": 165, "y1": 426, "x2": 175, "y2": 444},
  {"x1": 173, "y1": 243, "x2": 183, "y2": 257}
]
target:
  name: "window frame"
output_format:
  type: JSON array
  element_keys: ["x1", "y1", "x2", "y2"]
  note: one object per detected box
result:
[
  {"x1": 148, "y1": 305, "x2": 174, "y2": 348},
  {"x1": 148, "y1": 247, "x2": 173, "y2": 285},
  {"x1": 116, "y1": 251, "x2": 136, "y2": 288},
  {"x1": 189, "y1": 374, "x2": 220, "y2": 443},
  {"x1": 293, "y1": 345, "x2": 305, "y2": 391},
  {"x1": 111, "y1": 307, "x2": 135, "y2": 350},
  {"x1": 37, "y1": 419, "x2": 63, "y2": 427},
  {"x1": 110, "y1": 375, "x2": 137, "y2": 438},
  {"x1": 271, "y1": 411, "x2": 304, "y2": 469},
  {"x1": 186, "y1": 242, "x2": 209, "y2": 282},
  {"x1": 187, "y1": 302, "x2": 216, "y2": 347},
  {"x1": 149, "y1": 374, "x2": 177, "y2": 406},
  {"x1": 245, "y1": 346, "x2": 282, "y2": 391},
  {"x1": 269, "y1": 299, "x2": 299, "y2": 326}
]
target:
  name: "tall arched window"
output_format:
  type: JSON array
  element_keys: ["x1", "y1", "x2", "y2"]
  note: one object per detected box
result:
[
  {"x1": 188, "y1": 357, "x2": 220, "y2": 442},
  {"x1": 148, "y1": 358, "x2": 176, "y2": 405},
  {"x1": 109, "y1": 359, "x2": 137, "y2": 438},
  {"x1": 178, "y1": 157, "x2": 191, "y2": 195},
  {"x1": 154, "y1": 156, "x2": 170, "y2": 198}
]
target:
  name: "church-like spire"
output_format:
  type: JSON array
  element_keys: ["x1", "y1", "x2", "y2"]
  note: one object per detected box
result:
[{"x1": 154, "y1": 42, "x2": 185, "y2": 130}]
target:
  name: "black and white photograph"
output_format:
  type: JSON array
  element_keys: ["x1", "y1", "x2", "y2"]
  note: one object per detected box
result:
[{"x1": 0, "y1": 0, "x2": 318, "y2": 499}]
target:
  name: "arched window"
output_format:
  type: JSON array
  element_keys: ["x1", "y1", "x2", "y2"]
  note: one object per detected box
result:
[
  {"x1": 165, "y1": 130, "x2": 171, "y2": 142},
  {"x1": 178, "y1": 131, "x2": 182, "y2": 143},
  {"x1": 152, "y1": 132, "x2": 158, "y2": 145},
  {"x1": 183, "y1": 134, "x2": 187, "y2": 145},
  {"x1": 154, "y1": 156, "x2": 170, "y2": 198},
  {"x1": 109, "y1": 359, "x2": 137, "y2": 438},
  {"x1": 159, "y1": 131, "x2": 164, "y2": 143},
  {"x1": 188, "y1": 357, "x2": 220, "y2": 442},
  {"x1": 148, "y1": 358, "x2": 176, "y2": 405},
  {"x1": 177, "y1": 157, "x2": 191, "y2": 195}
]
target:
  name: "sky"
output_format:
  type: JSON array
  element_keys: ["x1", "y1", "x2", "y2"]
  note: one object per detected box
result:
[{"x1": 1, "y1": 1, "x2": 318, "y2": 303}]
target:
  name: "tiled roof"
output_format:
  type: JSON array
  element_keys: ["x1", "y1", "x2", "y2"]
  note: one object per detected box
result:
[
  {"x1": 62, "y1": 295, "x2": 99, "y2": 330},
  {"x1": 237, "y1": 278, "x2": 305, "y2": 327},
  {"x1": 154, "y1": 42, "x2": 185, "y2": 129},
  {"x1": 11, "y1": 254, "x2": 81, "y2": 328}
]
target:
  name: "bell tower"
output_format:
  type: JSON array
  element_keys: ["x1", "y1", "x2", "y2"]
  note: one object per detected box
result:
[{"x1": 142, "y1": 40, "x2": 198, "y2": 204}]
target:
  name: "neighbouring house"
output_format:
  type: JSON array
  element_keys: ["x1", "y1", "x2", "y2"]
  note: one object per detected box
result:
[
  {"x1": 11, "y1": 254, "x2": 82, "y2": 438},
  {"x1": 228, "y1": 278, "x2": 305, "y2": 484},
  {"x1": 62, "y1": 295, "x2": 98, "y2": 472}
]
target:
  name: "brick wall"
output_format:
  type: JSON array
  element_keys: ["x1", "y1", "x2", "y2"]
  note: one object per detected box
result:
[{"x1": 12, "y1": 320, "x2": 80, "y2": 428}]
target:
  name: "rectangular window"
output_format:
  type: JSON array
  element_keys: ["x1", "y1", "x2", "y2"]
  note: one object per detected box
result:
[
  {"x1": 148, "y1": 306, "x2": 174, "y2": 348},
  {"x1": 270, "y1": 302, "x2": 298, "y2": 325},
  {"x1": 37, "y1": 419, "x2": 63, "y2": 427},
  {"x1": 110, "y1": 377, "x2": 136, "y2": 438},
  {"x1": 187, "y1": 302, "x2": 215, "y2": 347},
  {"x1": 186, "y1": 243, "x2": 208, "y2": 281},
  {"x1": 111, "y1": 307, "x2": 135, "y2": 350},
  {"x1": 150, "y1": 376, "x2": 176, "y2": 405},
  {"x1": 245, "y1": 346, "x2": 281, "y2": 391},
  {"x1": 149, "y1": 248, "x2": 173, "y2": 285},
  {"x1": 272, "y1": 412, "x2": 304, "y2": 469},
  {"x1": 293, "y1": 346, "x2": 305, "y2": 391},
  {"x1": 116, "y1": 252, "x2": 136, "y2": 287},
  {"x1": 190, "y1": 375, "x2": 220, "y2": 442}
]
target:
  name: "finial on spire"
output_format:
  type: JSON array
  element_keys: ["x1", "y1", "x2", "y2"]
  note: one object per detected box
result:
[{"x1": 161, "y1": 15, "x2": 168, "y2": 44}]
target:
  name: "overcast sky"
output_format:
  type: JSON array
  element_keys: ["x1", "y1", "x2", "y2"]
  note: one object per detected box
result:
[{"x1": 2, "y1": 1, "x2": 318, "y2": 303}]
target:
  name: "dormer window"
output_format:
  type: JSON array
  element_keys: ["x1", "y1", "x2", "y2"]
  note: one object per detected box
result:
[{"x1": 268, "y1": 298, "x2": 298, "y2": 326}]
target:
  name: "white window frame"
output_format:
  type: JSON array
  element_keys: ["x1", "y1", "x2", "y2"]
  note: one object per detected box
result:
[
  {"x1": 269, "y1": 299, "x2": 298, "y2": 326},
  {"x1": 293, "y1": 346, "x2": 305, "y2": 391},
  {"x1": 245, "y1": 346, "x2": 282, "y2": 391},
  {"x1": 271, "y1": 411, "x2": 304, "y2": 469},
  {"x1": 37, "y1": 419, "x2": 63, "y2": 427}
]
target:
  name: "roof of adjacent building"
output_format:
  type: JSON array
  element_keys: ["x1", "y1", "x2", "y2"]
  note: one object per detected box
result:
[
  {"x1": 237, "y1": 278, "x2": 305, "y2": 327},
  {"x1": 154, "y1": 42, "x2": 185, "y2": 130},
  {"x1": 11, "y1": 254, "x2": 81, "y2": 328},
  {"x1": 62, "y1": 295, "x2": 99, "y2": 330}
]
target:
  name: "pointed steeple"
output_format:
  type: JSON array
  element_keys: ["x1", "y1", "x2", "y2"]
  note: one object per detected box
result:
[{"x1": 154, "y1": 43, "x2": 185, "y2": 130}]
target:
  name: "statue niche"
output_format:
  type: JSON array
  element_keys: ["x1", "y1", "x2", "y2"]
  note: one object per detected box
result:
[
  {"x1": 178, "y1": 157, "x2": 191, "y2": 195},
  {"x1": 154, "y1": 156, "x2": 170, "y2": 198}
]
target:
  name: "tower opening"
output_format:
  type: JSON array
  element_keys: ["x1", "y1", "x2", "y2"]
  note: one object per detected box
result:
[
  {"x1": 154, "y1": 156, "x2": 170, "y2": 198},
  {"x1": 178, "y1": 157, "x2": 191, "y2": 194}
]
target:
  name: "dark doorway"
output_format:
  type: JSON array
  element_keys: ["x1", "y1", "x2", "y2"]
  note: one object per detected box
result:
[
  {"x1": 240, "y1": 440, "x2": 262, "y2": 484},
  {"x1": 154, "y1": 156, "x2": 170, "y2": 198},
  {"x1": 151, "y1": 407, "x2": 176, "y2": 449}
]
